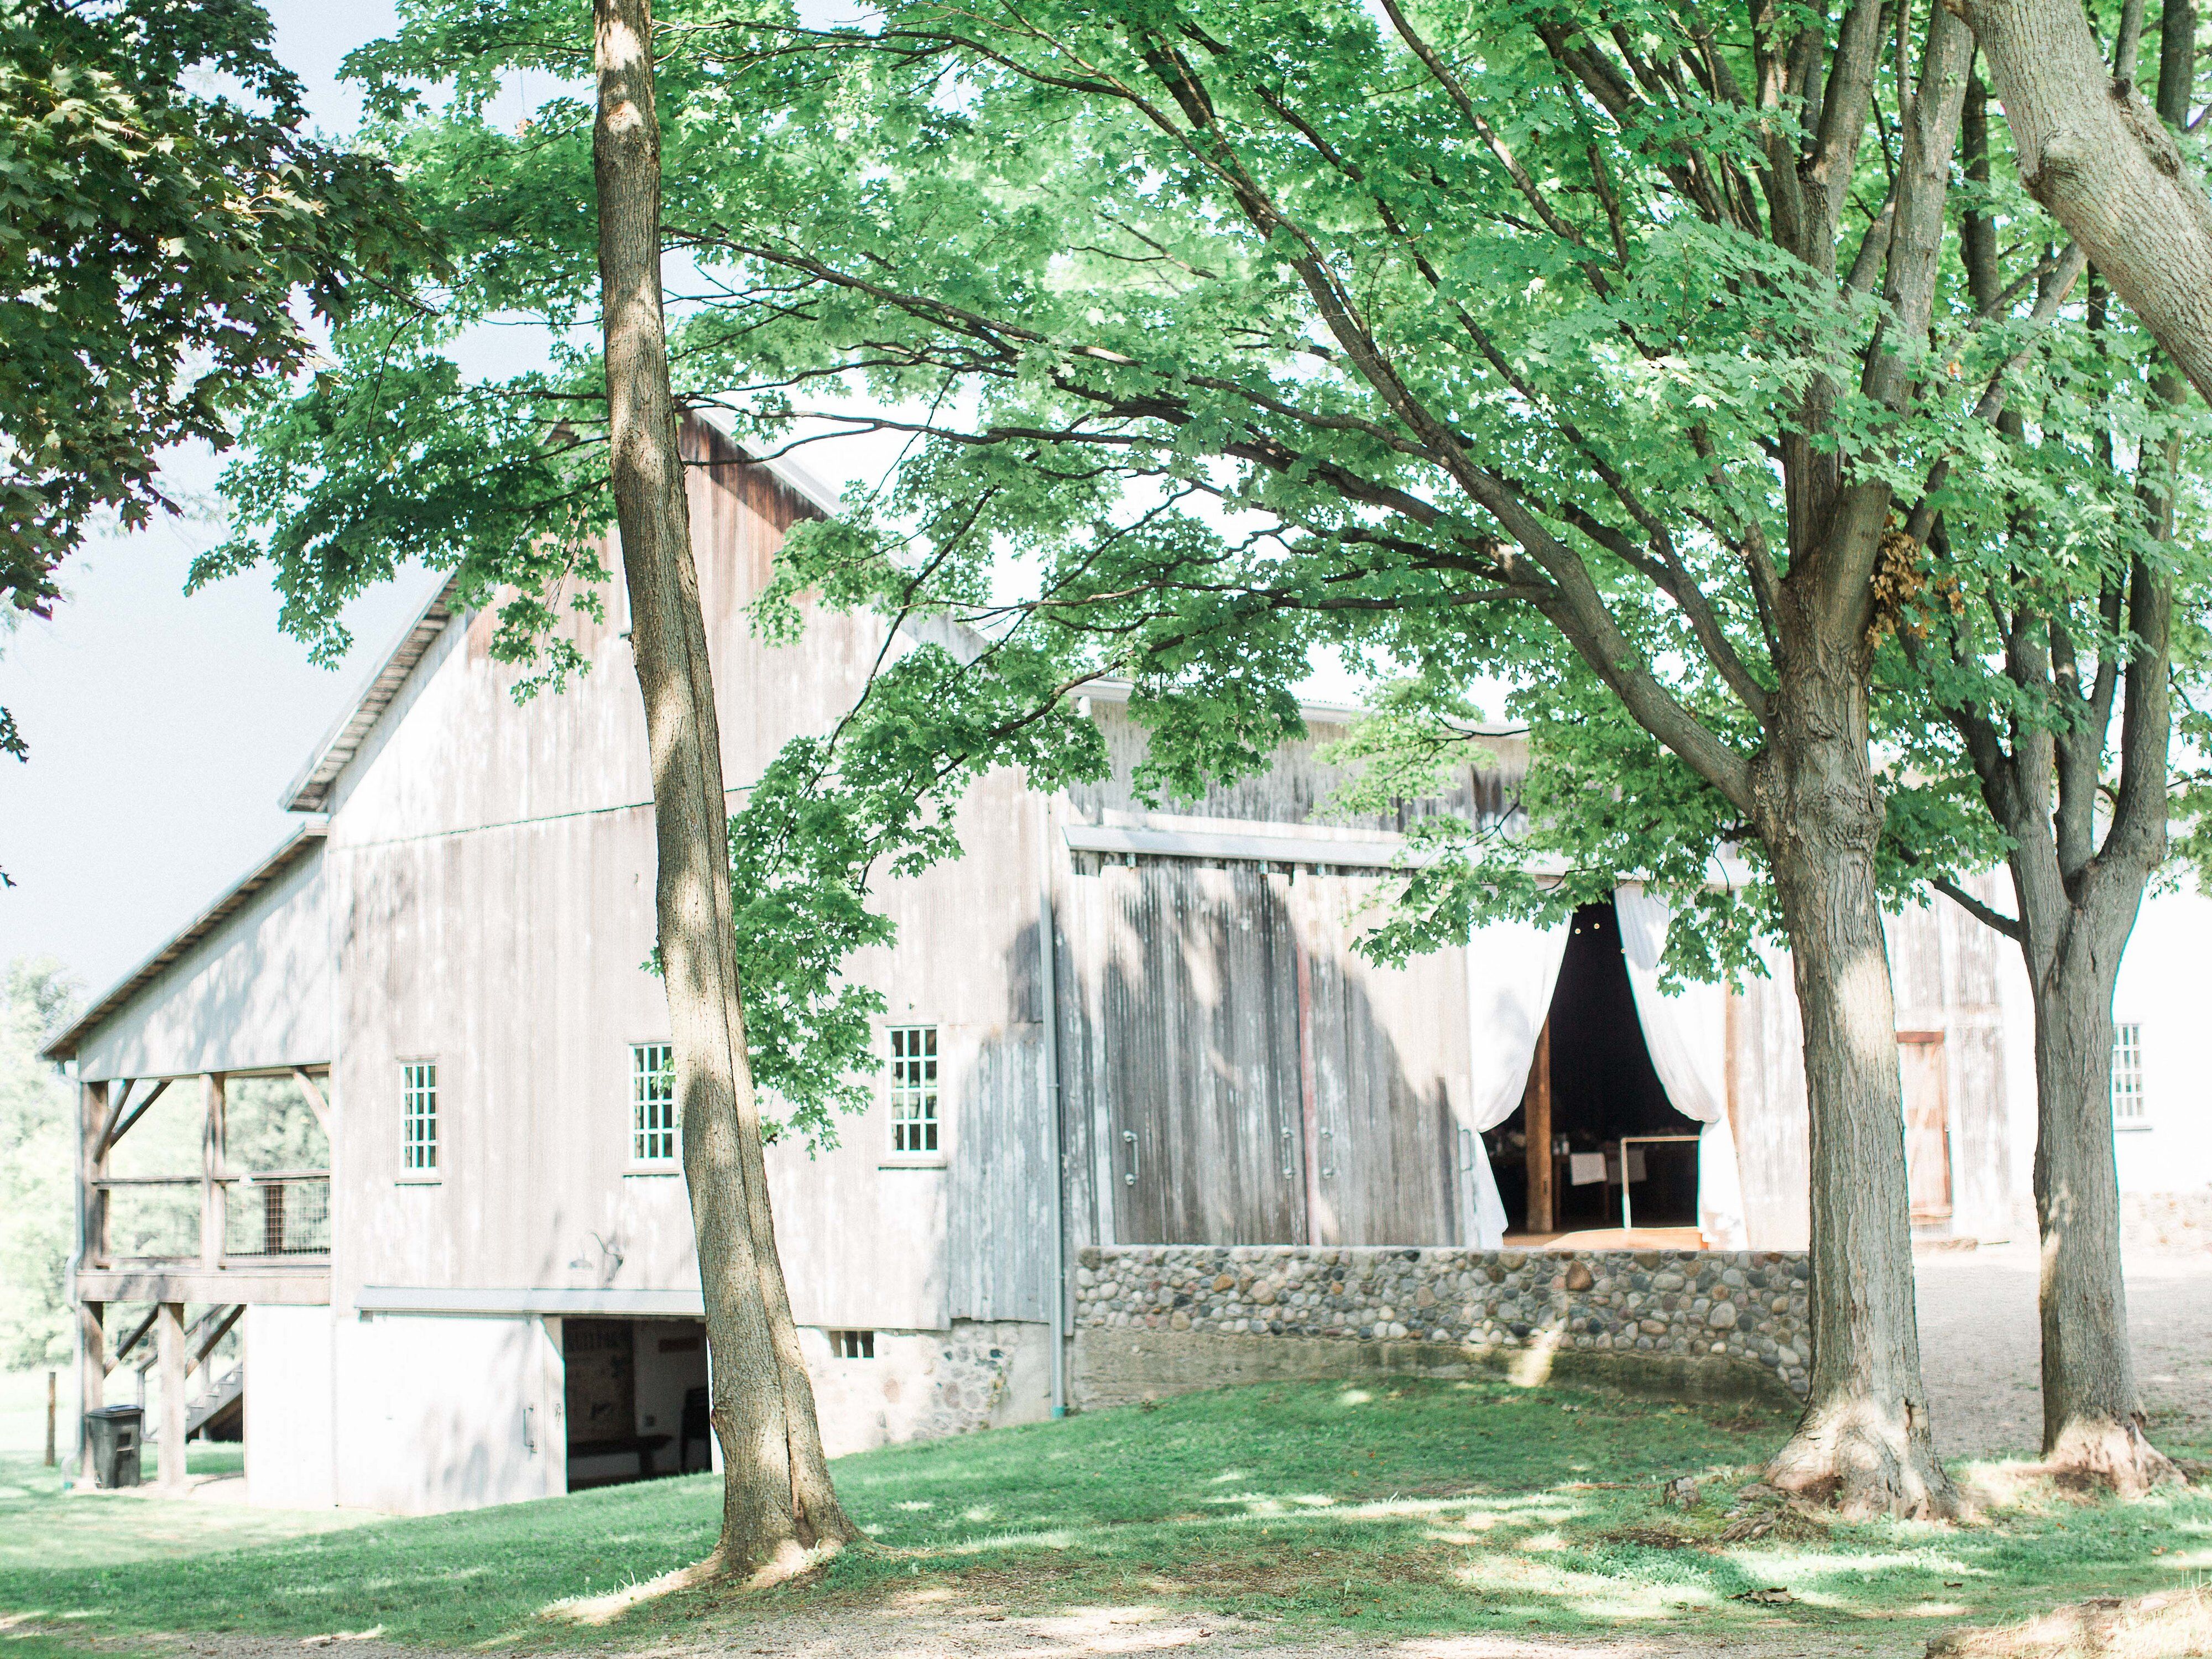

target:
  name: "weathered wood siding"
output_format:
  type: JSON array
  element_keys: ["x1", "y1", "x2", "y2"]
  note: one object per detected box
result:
[
  {"x1": 1728, "y1": 883, "x2": 2015, "y2": 1248},
  {"x1": 74, "y1": 849, "x2": 332, "y2": 1080},
  {"x1": 1287, "y1": 873, "x2": 1469, "y2": 1245},
  {"x1": 1065, "y1": 700, "x2": 1525, "y2": 834},
  {"x1": 945, "y1": 1022, "x2": 1052, "y2": 1322},
  {"x1": 1886, "y1": 885, "x2": 2012, "y2": 1239},
  {"x1": 1099, "y1": 860, "x2": 1306, "y2": 1244},
  {"x1": 1052, "y1": 847, "x2": 1472, "y2": 1250},
  {"x1": 322, "y1": 419, "x2": 1048, "y2": 1332}
]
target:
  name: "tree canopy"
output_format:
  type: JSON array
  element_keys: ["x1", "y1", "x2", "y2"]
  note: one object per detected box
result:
[
  {"x1": 219, "y1": 0, "x2": 2204, "y2": 985},
  {"x1": 0, "y1": 0, "x2": 425, "y2": 762},
  {"x1": 0, "y1": 956, "x2": 80, "y2": 1370}
]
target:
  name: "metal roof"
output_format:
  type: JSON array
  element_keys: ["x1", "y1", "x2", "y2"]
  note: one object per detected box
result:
[
  {"x1": 49, "y1": 420, "x2": 854, "y2": 1062},
  {"x1": 39, "y1": 823, "x2": 329, "y2": 1063},
  {"x1": 279, "y1": 577, "x2": 461, "y2": 813},
  {"x1": 278, "y1": 416, "x2": 846, "y2": 817}
]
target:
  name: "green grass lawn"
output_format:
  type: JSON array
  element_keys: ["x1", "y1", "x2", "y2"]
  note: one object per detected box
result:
[{"x1": 1, "y1": 1376, "x2": 2206, "y2": 1656}]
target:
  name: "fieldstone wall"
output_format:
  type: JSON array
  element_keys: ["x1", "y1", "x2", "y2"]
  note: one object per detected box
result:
[
  {"x1": 2124, "y1": 1191, "x2": 2212, "y2": 1254},
  {"x1": 805, "y1": 1319, "x2": 1053, "y2": 1456},
  {"x1": 1074, "y1": 1245, "x2": 1813, "y2": 1398},
  {"x1": 2011, "y1": 1190, "x2": 2212, "y2": 1255}
]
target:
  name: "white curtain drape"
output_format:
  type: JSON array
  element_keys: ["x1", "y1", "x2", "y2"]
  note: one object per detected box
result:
[
  {"x1": 1613, "y1": 884, "x2": 1748, "y2": 1249},
  {"x1": 1460, "y1": 915, "x2": 1572, "y2": 1246}
]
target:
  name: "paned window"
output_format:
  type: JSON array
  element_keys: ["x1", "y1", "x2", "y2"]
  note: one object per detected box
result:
[
  {"x1": 830, "y1": 1329, "x2": 875, "y2": 1359},
  {"x1": 632, "y1": 1042, "x2": 677, "y2": 1164},
  {"x1": 2111, "y1": 1022, "x2": 2147, "y2": 1123},
  {"x1": 402, "y1": 1062, "x2": 439, "y2": 1172},
  {"x1": 889, "y1": 1025, "x2": 939, "y2": 1154}
]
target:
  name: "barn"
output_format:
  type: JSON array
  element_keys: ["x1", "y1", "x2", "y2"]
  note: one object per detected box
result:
[{"x1": 44, "y1": 417, "x2": 2026, "y2": 1513}]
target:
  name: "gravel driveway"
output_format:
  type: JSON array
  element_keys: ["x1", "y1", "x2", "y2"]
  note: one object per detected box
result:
[{"x1": 1914, "y1": 1240, "x2": 2212, "y2": 1460}]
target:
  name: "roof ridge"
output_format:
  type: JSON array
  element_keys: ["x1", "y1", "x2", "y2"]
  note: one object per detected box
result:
[{"x1": 40, "y1": 823, "x2": 329, "y2": 1063}]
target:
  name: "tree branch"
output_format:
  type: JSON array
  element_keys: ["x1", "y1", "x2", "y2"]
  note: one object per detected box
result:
[{"x1": 1933, "y1": 875, "x2": 2025, "y2": 940}]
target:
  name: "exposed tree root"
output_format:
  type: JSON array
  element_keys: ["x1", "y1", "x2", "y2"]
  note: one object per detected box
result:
[
  {"x1": 2043, "y1": 1415, "x2": 2185, "y2": 1497},
  {"x1": 1762, "y1": 1397, "x2": 1963, "y2": 1520},
  {"x1": 1929, "y1": 1585, "x2": 2212, "y2": 1658}
]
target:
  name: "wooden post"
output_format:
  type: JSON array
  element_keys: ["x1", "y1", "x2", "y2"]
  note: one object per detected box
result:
[
  {"x1": 156, "y1": 1301, "x2": 187, "y2": 1493},
  {"x1": 45, "y1": 1370, "x2": 56, "y2": 1467},
  {"x1": 77, "y1": 1300, "x2": 104, "y2": 1483},
  {"x1": 1295, "y1": 940, "x2": 1324, "y2": 1245},
  {"x1": 201, "y1": 1073, "x2": 226, "y2": 1266},
  {"x1": 81, "y1": 1080, "x2": 109, "y2": 1268},
  {"x1": 1522, "y1": 1019, "x2": 1554, "y2": 1234}
]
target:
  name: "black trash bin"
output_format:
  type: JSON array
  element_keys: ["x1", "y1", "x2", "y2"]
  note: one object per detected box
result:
[{"x1": 84, "y1": 1404, "x2": 143, "y2": 1489}]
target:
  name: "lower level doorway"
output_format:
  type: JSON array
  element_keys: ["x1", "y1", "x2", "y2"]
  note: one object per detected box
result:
[{"x1": 562, "y1": 1317, "x2": 712, "y2": 1490}]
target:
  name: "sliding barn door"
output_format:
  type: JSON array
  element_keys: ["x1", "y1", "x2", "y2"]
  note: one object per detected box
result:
[
  {"x1": 1101, "y1": 861, "x2": 1307, "y2": 1243},
  {"x1": 1288, "y1": 873, "x2": 1467, "y2": 1245}
]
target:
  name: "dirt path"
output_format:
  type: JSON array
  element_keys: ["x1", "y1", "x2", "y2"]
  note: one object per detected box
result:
[
  {"x1": 1913, "y1": 1241, "x2": 2212, "y2": 1459},
  {"x1": 122, "y1": 1610, "x2": 1931, "y2": 1659}
]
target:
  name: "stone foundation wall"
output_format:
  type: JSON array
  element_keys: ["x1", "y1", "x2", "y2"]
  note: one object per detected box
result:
[
  {"x1": 2124, "y1": 1191, "x2": 2212, "y2": 1255},
  {"x1": 804, "y1": 1318, "x2": 1053, "y2": 1456},
  {"x1": 2009, "y1": 1190, "x2": 2212, "y2": 1255},
  {"x1": 1073, "y1": 1245, "x2": 1813, "y2": 1399}
]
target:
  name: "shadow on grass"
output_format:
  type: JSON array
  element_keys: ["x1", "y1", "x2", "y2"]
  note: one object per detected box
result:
[{"x1": 1, "y1": 1379, "x2": 2205, "y2": 1653}]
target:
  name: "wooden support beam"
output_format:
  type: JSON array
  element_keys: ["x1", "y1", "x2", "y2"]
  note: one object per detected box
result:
[
  {"x1": 187, "y1": 1305, "x2": 243, "y2": 1376},
  {"x1": 77, "y1": 1300, "x2": 104, "y2": 1483},
  {"x1": 81, "y1": 1081, "x2": 110, "y2": 1268},
  {"x1": 200, "y1": 1074, "x2": 226, "y2": 1269},
  {"x1": 99, "y1": 1077, "x2": 171, "y2": 1159},
  {"x1": 1522, "y1": 1018, "x2": 1554, "y2": 1235},
  {"x1": 291, "y1": 1068, "x2": 331, "y2": 1135},
  {"x1": 155, "y1": 1302, "x2": 187, "y2": 1493},
  {"x1": 108, "y1": 1305, "x2": 159, "y2": 1371}
]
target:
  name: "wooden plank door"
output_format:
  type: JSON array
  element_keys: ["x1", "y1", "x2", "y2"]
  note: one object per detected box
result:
[
  {"x1": 1897, "y1": 1032, "x2": 1952, "y2": 1225},
  {"x1": 1290, "y1": 873, "x2": 1464, "y2": 1246},
  {"x1": 1102, "y1": 861, "x2": 1305, "y2": 1243}
]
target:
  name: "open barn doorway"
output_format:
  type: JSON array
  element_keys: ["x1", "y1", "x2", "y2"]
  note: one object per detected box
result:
[
  {"x1": 562, "y1": 1317, "x2": 713, "y2": 1490},
  {"x1": 1484, "y1": 900, "x2": 1705, "y2": 1240}
]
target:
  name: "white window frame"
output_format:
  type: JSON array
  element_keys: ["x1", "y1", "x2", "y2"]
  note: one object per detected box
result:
[
  {"x1": 400, "y1": 1060, "x2": 440, "y2": 1177},
  {"x1": 886, "y1": 1024, "x2": 942, "y2": 1161},
  {"x1": 2111, "y1": 1021, "x2": 2148, "y2": 1129},
  {"x1": 630, "y1": 1041, "x2": 679, "y2": 1168}
]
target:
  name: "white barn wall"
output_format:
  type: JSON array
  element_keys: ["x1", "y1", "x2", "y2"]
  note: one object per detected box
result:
[
  {"x1": 64, "y1": 418, "x2": 2063, "y2": 1517},
  {"x1": 1730, "y1": 888, "x2": 2016, "y2": 1249},
  {"x1": 1996, "y1": 943, "x2": 2039, "y2": 1206},
  {"x1": 332, "y1": 1313, "x2": 564, "y2": 1514},
  {"x1": 1887, "y1": 890, "x2": 2013, "y2": 1241},
  {"x1": 1994, "y1": 884, "x2": 2212, "y2": 1217},
  {"x1": 319, "y1": 426, "x2": 1045, "y2": 1338},
  {"x1": 243, "y1": 1305, "x2": 337, "y2": 1509},
  {"x1": 2109, "y1": 886, "x2": 2212, "y2": 1197},
  {"x1": 75, "y1": 850, "x2": 332, "y2": 1080}
]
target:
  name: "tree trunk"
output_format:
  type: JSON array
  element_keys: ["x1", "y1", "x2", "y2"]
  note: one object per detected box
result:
[
  {"x1": 593, "y1": 0, "x2": 857, "y2": 1578},
  {"x1": 2017, "y1": 893, "x2": 2175, "y2": 1490},
  {"x1": 1752, "y1": 653, "x2": 1958, "y2": 1519},
  {"x1": 1957, "y1": 0, "x2": 2212, "y2": 403}
]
